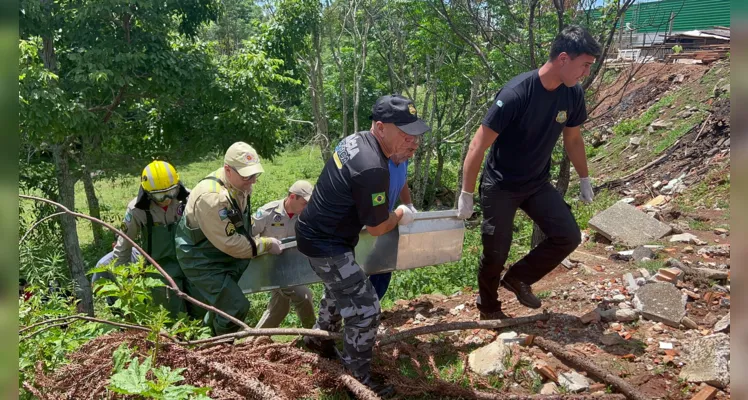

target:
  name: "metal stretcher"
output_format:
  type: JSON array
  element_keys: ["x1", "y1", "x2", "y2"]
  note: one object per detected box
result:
[{"x1": 237, "y1": 210, "x2": 465, "y2": 294}]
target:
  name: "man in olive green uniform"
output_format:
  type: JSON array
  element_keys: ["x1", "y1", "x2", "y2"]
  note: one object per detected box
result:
[
  {"x1": 113, "y1": 161, "x2": 190, "y2": 318},
  {"x1": 175, "y1": 142, "x2": 283, "y2": 335},
  {"x1": 252, "y1": 180, "x2": 316, "y2": 329}
]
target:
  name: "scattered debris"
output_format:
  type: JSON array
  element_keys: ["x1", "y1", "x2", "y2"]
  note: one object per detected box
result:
[
  {"x1": 669, "y1": 233, "x2": 707, "y2": 245},
  {"x1": 650, "y1": 119, "x2": 673, "y2": 130},
  {"x1": 684, "y1": 246, "x2": 694, "y2": 253},
  {"x1": 654, "y1": 267, "x2": 683, "y2": 284},
  {"x1": 644, "y1": 195, "x2": 669, "y2": 207},
  {"x1": 540, "y1": 382, "x2": 559, "y2": 395},
  {"x1": 713, "y1": 312, "x2": 730, "y2": 332},
  {"x1": 633, "y1": 282, "x2": 687, "y2": 327},
  {"x1": 690, "y1": 384, "x2": 719, "y2": 400},
  {"x1": 588, "y1": 202, "x2": 672, "y2": 247},
  {"x1": 467, "y1": 340, "x2": 509, "y2": 376},
  {"x1": 713, "y1": 228, "x2": 729, "y2": 235},
  {"x1": 558, "y1": 371, "x2": 590, "y2": 393},
  {"x1": 697, "y1": 244, "x2": 730, "y2": 257},
  {"x1": 533, "y1": 361, "x2": 558, "y2": 382},
  {"x1": 681, "y1": 316, "x2": 699, "y2": 329},
  {"x1": 600, "y1": 308, "x2": 639, "y2": 323},
  {"x1": 679, "y1": 333, "x2": 730, "y2": 388}
]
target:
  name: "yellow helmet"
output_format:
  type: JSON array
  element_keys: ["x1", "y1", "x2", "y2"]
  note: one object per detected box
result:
[{"x1": 141, "y1": 161, "x2": 180, "y2": 193}]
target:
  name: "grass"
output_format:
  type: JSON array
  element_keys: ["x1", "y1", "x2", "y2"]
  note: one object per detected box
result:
[{"x1": 637, "y1": 259, "x2": 665, "y2": 275}]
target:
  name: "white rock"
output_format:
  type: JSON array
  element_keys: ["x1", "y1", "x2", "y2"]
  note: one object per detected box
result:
[
  {"x1": 540, "y1": 382, "x2": 559, "y2": 395},
  {"x1": 679, "y1": 333, "x2": 730, "y2": 388},
  {"x1": 467, "y1": 341, "x2": 510, "y2": 376},
  {"x1": 558, "y1": 371, "x2": 590, "y2": 393}
]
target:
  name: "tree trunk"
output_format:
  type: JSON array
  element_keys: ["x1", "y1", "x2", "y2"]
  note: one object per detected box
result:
[
  {"x1": 53, "y1": 144, "x2": 95, "y2": 316},
  {"x1": 456, "y1": 79, "x2": 479, "y2": 203},
  {"x1": 329, "y1": 34, "x2": 348, "y2": 137},
  {"x1": 309, "y1": 26, "x2": 331, "y2": 161},
  {"x1": 80, "y1": 163, "x2": 104, "y2": 249},
  {"x1": 528, "y1": 0, "x2": 539, "y2": 69}
]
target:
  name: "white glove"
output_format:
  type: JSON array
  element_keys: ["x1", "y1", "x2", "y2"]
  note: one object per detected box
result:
[
  {"x1": 406, "y1": 203, "x2": 417, "y2": 214},
  {"x1": 580, "y1": 177, "x2": 594, "y2": 204},
  {"x1": 262, "y1": 237, "x2": 283, "y2": 255},
  {"x1": 456, "y1": 191, "x2": 474, "y2": 220},
  {"x1": 396, "y1": 204, "x2": 415, "y2": 225}
]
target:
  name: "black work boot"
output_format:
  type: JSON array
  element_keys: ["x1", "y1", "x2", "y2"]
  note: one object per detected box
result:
[
  {"x1": 501, "y1": 277, "x2": 542, "y2": 309},
  {"x1": 302, "y1": 336, "x2": 337, "y2": 360},
  {"x1": 355, "y1": 375, "x2": 395, "y2": 398},
  {"x1": 479, "y1": 309, "x2": 512, "y2": 321}
]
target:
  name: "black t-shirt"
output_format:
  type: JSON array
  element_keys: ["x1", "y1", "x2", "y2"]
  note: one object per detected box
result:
[
  {"x1": 296, "y1": 131, "x2": 391, "y2": 257},
  {"x1": 481, "y1": 69, "x2": 587, "y2": 191}
]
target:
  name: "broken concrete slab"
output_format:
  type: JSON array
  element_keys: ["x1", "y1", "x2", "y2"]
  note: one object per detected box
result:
[
  {"x1": 467, "y1": 340, "x2": 510, "y2": 376},
  {"x1": 633, "y1": 282, "x2": 687, "y2": 327},
  {"x1": 714, "y1": 312, "x2": 730, "y2": 333},
  {"x1": 693, "y1": 268, "x2": 729, "y2": 280},
  {"x1": 588, "y1": 202, "x2": 672, "y2": 247},
  {"x1": 679, "y1": 333, "x2": 730, "y2": 388},
  {"x1": 558, "y1": 371, "x2": 590, "y2": 393},
  {"x1": 650, "y1": 119, "x2": 673, "y2": 130},
  {"x1": 669, "y1": 233, "x2": 707, "y2": 245}
]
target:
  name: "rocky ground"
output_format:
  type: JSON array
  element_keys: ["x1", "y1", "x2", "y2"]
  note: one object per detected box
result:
[{"x1": 378, "y1": 207, "x2": 730, "y2": 399}]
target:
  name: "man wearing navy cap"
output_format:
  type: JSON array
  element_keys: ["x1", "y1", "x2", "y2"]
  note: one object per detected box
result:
[{"x1": 296, "y1": 94, "x2": 429, "y2": 396}]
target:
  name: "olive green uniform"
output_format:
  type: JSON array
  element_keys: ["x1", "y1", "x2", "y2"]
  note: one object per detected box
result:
[
  {"x1": 252, "y1": 199, "x2": 315, "y2": 329},
  {"x1": 175, "y1": 168, "x2": 275, "y2": 335},
  {"x1": 113, "y1": 197, "x2": 189, "y2": 317}
]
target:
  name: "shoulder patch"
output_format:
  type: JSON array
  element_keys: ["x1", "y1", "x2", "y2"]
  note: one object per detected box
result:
[
  {"x1": 372, "y1": 192, "x2": 386, "y2": 206},
  {"x1": 496, "y1": 99, "x2": 504, "y2": 107},
  {"x1": 124, "y1": 211, "x2": 132, "y2": 223},
  {"x1": 255, "y1": 210, "x2": 263, "y2": 218},
  {"x1": 225, "y1": 222, "x2": 236, "y2": 236},
  {"x1": 219, "y1": 208, "x2": 229, "y2": 220}
]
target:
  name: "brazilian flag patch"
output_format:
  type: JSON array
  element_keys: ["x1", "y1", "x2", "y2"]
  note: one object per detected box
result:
[{"x1": 371, "y1": 192, "x2": 386, "y2": 206}]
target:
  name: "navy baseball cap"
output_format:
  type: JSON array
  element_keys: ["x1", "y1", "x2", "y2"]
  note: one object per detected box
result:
[{"x1": 370, "y1": 95, "x2": 431, "y2": 136}]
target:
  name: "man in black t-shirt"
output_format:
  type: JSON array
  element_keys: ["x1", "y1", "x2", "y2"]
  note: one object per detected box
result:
[
  {"x1": 296, "y1": 94, "x2": 429, "y2": 395},
  {"x1": 457, "y1": 25, "x2": 601, "y2": 320}
]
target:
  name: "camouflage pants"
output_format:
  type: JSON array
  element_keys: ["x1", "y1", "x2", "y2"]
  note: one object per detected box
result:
[{"x1": 307, "y1": 252, "x2": 381, "y2": 380}]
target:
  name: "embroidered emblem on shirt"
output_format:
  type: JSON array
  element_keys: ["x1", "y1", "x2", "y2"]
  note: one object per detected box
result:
[
  {"x1": 496, "y1": 99, "x2": 504, "y2": 107},
  {"x1": 225, "y1": 222, "x2": 236, "y2": 236},
  {"x1": 219, "y1": 208, "x2": 229, "y2": 220},
  {"x1": 124, "y1": 211, "x2": 132, "y2": 223},
  {"x1": 372, "y1": 192, "x2": 386, "y2": 206},
  {"x1": 556, "y1": 110, "x2": 567, "y2": 124},
  {"x1": 273, "y1": 214, "x2": 282, "y2": 222}
]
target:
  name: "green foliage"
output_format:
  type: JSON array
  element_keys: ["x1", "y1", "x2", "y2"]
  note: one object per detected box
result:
[
  {"x1": 108, "y1": 344, "x2": 212, "y2": 400},
  {"x1": 19, "y1": 291, "x2": 110, "y2": 397},
  {"x1": 89, "y1": 258, "x2": 167, "y2": 325}
]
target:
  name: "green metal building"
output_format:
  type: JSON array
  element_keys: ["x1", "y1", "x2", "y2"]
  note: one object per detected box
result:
[{"x1": 622, "y1": 0, "x2": 730, "y2": 34}]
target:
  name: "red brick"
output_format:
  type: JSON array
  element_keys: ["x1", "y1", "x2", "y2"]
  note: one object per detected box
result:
[{"x1": 690, "y1": 385, "x2": 719, "y2": 400}]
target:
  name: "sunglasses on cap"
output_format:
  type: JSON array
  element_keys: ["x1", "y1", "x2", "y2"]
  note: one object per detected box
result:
[
  {"x1": 148, "y1": 186, "x2": 179, "y2": 202},
  {"x1": 230, "y1": 167, "x2": 260, "y2": 182}
]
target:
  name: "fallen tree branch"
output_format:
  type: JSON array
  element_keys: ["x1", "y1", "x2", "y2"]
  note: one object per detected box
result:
[
  {"x1": 19, "y1": 314, "x2": 177, "y2": 343},
  {"x1": 339, "y1": 374, "x2": 382, "y2": 400},
  {"x1": 19, "y1": 211, "x2": 66, "y2": 244},
  {"x1": 182, "y1": 327, "x2": 343, "y2": 346},
  {"x1": 19, "y1": 194, "x2": 250, "y2": 331},
  {"x1": 19, "y1": 314, "x2": 81, "y2": 334},
  {"x1": 377, "y1": 312, "x2": 550, "y2": 346},
  {"x1": 22, "y1": 381, "x2": 46, "y2": 400},
  {"x1": 526, "y1": 336, "x2": 648, "y2": 400},
  {"x1": 692, "y1": 113, "x2": 712, "y2": 143}
]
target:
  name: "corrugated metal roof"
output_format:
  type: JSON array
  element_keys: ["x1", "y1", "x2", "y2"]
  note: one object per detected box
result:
[{"x1": 622, "y1": 0, "x2": 731, "y2": 33}]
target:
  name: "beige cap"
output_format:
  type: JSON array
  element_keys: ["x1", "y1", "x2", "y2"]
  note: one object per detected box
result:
[
  {"x1": 224, "y1": 142, "x2": 264, "y2": 177},
  {"x1": 289, "y1": 180, "x2": 314, "y2": 201}
]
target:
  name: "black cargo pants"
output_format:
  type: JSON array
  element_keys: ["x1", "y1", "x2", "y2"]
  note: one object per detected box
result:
[{"x1": 476, "y1": 179, "x2": 582, "y2": 313}]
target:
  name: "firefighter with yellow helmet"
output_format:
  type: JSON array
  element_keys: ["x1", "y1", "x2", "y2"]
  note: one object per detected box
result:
[{"x1": 112, "y1": 160, "x2": 191, "y2": 317}]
